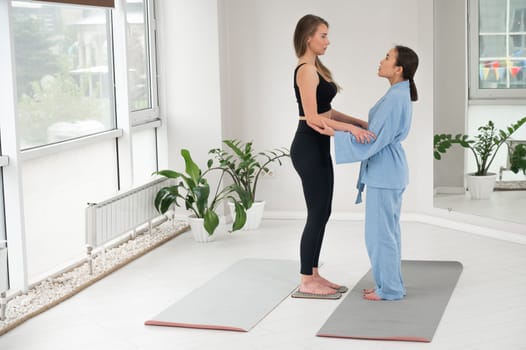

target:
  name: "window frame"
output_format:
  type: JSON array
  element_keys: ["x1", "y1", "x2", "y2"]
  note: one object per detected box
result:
[
  {"x1": 10, "y1": 0, "x2": 160, "y2": 158},
  {"x1": 128, "y1": 0, "x2": 159, "y2": 127},
  {"x1": 468, "y1": 0, "x2": 526, "y2": 101},
  {"x1": 12, "y1": 1, "x2": 118, "y2": 151},
  {"x1": 35, "y1": 0, "x2": 114, "y2": 7}
]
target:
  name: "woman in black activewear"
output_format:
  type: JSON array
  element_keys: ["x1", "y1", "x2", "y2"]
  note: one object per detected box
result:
[{"x1": 290, "y1": 14, "x2": 375, "y2": 299}]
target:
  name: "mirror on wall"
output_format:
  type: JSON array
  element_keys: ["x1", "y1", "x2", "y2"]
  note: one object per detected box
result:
[
  {"x1": 433, "y1": 0, "x2": 526, "y2": 226},
  {"x1": 433, "y1": 109, "x2": 526, "y2": 225}
]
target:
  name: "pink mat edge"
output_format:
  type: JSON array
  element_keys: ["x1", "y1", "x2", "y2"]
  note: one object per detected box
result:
[
  {"x1": 316, "y1": 333, "x2": 431, "y2": 343},
  {"x1": 144, "y1": 320, "x2": 247, "y2": 332}
]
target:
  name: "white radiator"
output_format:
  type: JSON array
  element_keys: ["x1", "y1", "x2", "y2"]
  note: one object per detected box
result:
[{"x1": 85, "y1": 177, "x2": 171, "y2": 272}]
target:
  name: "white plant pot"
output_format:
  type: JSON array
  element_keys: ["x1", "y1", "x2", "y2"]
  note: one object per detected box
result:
[
  {"x1": 0, "y1": 247, "x2": 8, "y2": 293},
  {"x1": 466, "y1": 172, "x2": 497, "y2": 200},
  {"x1": 188, "y1": 216, "x2": 214, "y2": 242},
  {"x1": 228, "y1": 201, "x2": 266, "y2": 230}
]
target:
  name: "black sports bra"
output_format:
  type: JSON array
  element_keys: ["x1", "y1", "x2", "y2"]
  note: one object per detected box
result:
[{"x1": 294, "y1": 63, "x2": 337, "y2": 117}]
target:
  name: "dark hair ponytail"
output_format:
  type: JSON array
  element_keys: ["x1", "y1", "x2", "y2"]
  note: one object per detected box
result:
[{"x1": 395, "y1": 45, "x2": 419, "y2": 101}]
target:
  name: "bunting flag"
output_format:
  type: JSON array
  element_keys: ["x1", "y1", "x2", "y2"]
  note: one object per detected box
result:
[
  {"x1": 496, "y1": 67, "x2": 506, "y2": 80},
  {"x1": 483, "y1": 67, "x2": 491, "y2": 80},
  {"x1": 510, "y1": 66, "x2": 522, "y2": 77},
  {"x1": 479, "y1": 60, "x2": 524, "y2": 81},
  {"x1": 490, "y1": 61, "x2": 501, "y2": 80}
]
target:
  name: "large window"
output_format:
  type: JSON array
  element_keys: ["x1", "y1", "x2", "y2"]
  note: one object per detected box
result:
[
  {"x1": 126, "y1": 0, "x2": 149, "y2": 111},
  {"x1": 469, "y1": 0, "x2": 526, "y2": 99},
  {"x1": 125, "y1": 0, "x2": 158, "y2": 125},
  {"x1": 12, "y1": 1, "x2": 115, "y2": 149}
]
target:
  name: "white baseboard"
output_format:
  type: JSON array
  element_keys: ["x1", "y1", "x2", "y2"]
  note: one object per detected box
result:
[{"x1": 434, "y1": 186, "x2": 465, "y2": 195}]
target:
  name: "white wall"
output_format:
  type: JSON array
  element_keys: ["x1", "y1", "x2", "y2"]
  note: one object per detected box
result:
[
  {"x1": 433, "y1": 0, "x2": 467, "y2": 191},
  {"x1": 156, "y1": 0, "x2": 223, "y2": 170},
  {"x1": 132, "y1": 128, "x2": 159, "y2": 185},
  {"x1": 217, "y1": 0, "x2": 434, "y2": 215}
]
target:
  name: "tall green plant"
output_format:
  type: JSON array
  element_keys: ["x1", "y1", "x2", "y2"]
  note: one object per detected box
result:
[
  {"x1": 434, "y1": 117, "x2": 526, "y2": 176},
  {"x1": 209, "y1": 139, "x2": 290, "y2": 209},
  {"x1": 154, "y1": 149, "x2": 246, "y2": 235}
]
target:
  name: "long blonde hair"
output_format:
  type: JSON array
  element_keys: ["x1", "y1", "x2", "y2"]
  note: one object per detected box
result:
[{"x1": 293, "y1": 14, "x2": 339, "y2": 89}]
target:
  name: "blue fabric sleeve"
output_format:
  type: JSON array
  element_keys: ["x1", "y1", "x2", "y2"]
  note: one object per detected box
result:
[{"x1": 334, "y1": 95, "x2": 400, "y2": 164}]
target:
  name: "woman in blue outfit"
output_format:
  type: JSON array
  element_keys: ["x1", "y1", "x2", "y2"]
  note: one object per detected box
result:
[
  {"x1": 313, "y1": 45, "x2": 419, "y2": 301},
  {"x1": 290, "y1": 14, "x2": 375, "y2": 299}
]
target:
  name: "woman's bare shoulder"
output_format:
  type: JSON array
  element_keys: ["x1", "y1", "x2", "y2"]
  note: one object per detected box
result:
[
  {"x1": 296, "y1": 63, "x2": 317, "y2": 74},
  {"x1": 296, "y1": 63, "x2": 318, "y2": 84}
]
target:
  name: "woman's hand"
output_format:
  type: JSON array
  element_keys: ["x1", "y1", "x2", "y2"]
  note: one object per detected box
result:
[
  {"x1": 356, "y1": 119, "x2": 368, "y2": 130},
  {"x1": 311, "y1": 120, "x2": 375, "y2": 143},
  {"x1": 310, "y1": 120, "x2": 335, "y2": 136},
  {"x1": 349, "y1": 125, "x2": 376, "y2": 144}
]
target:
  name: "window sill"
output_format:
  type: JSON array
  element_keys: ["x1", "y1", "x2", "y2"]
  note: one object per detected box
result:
[
  {"x1": 468, "y1": 98, "x2": 526, "y2": 106},
  {"x1": 20, "y1": 129, "x2": 124, "y2": 161}
]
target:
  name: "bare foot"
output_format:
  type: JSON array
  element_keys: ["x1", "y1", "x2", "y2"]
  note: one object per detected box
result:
[
  {"x1": 363, "y1": 291, "x2": 383, "y2": 301},
  {"x1": 312, "y1": 268, "x2": 342, "y2": 290},
  {"x1": 314, "y1": 276, "x2": 342, "y2": 290},
  {"x1": 299, "y1": 280, "x2": 338, "y2": 295},
  {"x1": 362, "y1": 288, "x2": 375, "y2": 294}
]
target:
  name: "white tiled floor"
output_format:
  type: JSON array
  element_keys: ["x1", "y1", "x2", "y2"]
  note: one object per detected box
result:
[{"x1": 1, "y1": 219, "x2": 526, "y2": 350}]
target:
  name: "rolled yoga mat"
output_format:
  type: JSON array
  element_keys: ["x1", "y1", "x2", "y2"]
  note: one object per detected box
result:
[
  {"x1": 145, "y1": 258, "x2": 299, "y2": 331},
  {"x1": 317, "y1": 260, "x2": 463, "y2": 342}
]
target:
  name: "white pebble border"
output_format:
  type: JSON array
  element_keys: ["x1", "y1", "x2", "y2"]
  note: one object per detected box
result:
[{"x1": 0, "y1": 219, "x2": 189, "y2": 336}]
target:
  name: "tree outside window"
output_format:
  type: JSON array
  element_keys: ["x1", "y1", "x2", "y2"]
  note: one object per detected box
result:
[{"x1": 12, "y1": 2, "x2": 114, "y2": 149}]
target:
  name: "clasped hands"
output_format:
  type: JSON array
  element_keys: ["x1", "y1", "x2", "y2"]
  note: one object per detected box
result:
[{"x1": 311, "y1": 120, "x2": 376, "y2": 144}]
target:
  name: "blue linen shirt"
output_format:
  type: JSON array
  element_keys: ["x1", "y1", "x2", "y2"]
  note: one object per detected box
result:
[{"x1": 334, "y1": 80, "x2": 412, "y2": 203}]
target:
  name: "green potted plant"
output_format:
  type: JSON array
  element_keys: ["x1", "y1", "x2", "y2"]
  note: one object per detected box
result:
[
  {"x1": 154, "y1": 149, "x2": 247, "y2": 241},
  {"x1": 510, "y1": 143, "x2": 526, "y2": 175},
  {"x1": 434, "y1": 116, "x2": 526, "y2": 199},
  {"x1": 209, "y1": 139, "x2": 290, "y2": 230}
]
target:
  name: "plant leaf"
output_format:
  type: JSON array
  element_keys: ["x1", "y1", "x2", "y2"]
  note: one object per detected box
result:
[
  {"x1": 181, "y1": 149, "x2": 201, "y2": 183},
  {"x1": 203, "y1": 209, "x2": 219, "y2": 235},
  {"x1": 231, "y1": 201, "x2": 247, "y2": 231},
  {"x1": 155, "y1": 169, "x2": 184, "y2": 179},
  {"x1": 154, "y1": 186, "x2": 180, "y2": 214}
]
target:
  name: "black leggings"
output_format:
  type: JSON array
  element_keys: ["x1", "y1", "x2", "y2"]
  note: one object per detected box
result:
[{"x1": 290, "y1": 121, "x2": 334, "y2": 275}]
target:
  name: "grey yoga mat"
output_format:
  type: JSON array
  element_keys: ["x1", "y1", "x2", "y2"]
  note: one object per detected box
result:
[
  {"x1": 145, "y1": 258, "x2": 299, "y2": 331},
  {"x1": 317, "y1": 260, "x2": 463, "y2": 342}
]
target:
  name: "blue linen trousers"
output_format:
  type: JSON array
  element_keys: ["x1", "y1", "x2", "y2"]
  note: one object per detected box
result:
[{"x1": 365, "y1": 186, "x2": 406, "y2": 300}]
